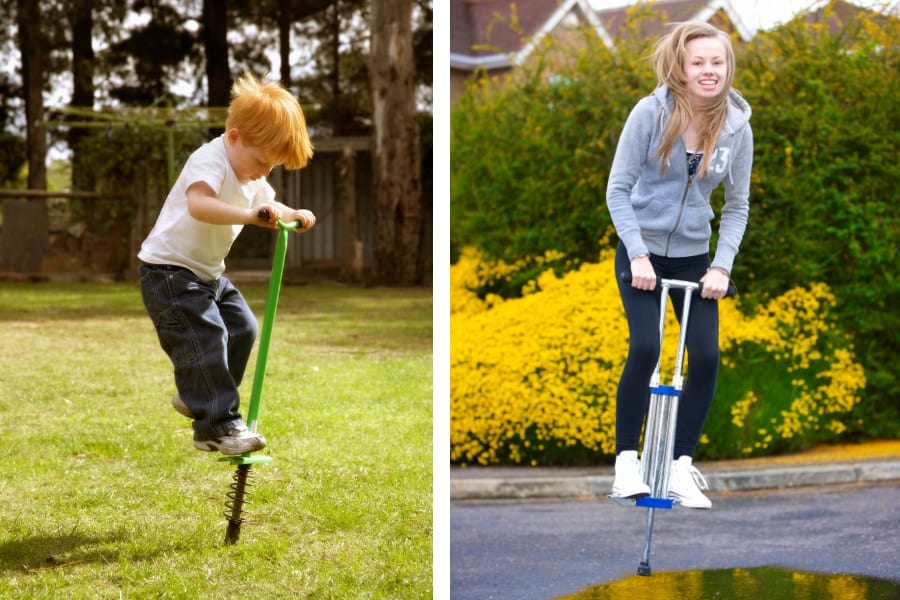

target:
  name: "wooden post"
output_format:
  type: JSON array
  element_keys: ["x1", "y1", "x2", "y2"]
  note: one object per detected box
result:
[{"x1": 339, "y1": 144, "x2": 363, "y2": 282}]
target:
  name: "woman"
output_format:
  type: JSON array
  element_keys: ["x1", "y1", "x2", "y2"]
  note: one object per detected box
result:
[{"x1": 606, "y1": 22, "x2": 753, "y2": 509}]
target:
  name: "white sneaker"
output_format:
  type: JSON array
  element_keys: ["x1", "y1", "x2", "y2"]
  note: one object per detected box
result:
[
  {"x1": 194, "y1": 421, "x2": 267, "y2": 456},
  {"x1": 669, "y1": 455, "x2": 711, "y2": 509},
  {"x1": 611, "y1": 451, "x2": 651, "y2": 499}
]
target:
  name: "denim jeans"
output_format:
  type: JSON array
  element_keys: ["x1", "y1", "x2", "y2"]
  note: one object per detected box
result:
[{"x1": 139, "y1": 263, "x2": 258, "y2": 439}]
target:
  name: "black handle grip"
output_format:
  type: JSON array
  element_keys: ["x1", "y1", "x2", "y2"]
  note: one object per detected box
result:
[{"x1": 619, "y1": 272, "x2": 737, "y2": 298}]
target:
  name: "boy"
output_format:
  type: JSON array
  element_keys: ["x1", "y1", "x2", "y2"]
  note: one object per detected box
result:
[{"x1": 138, "y1": 73, "x2": 315, "y2": 455}]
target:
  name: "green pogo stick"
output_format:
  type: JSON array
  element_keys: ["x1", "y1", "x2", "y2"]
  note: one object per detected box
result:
[{"x1": 222, "y1": 211, "x2": 302, "y2": 545}]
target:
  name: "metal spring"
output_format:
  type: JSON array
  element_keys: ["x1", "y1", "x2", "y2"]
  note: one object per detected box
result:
[{"x1": 224, "y1": 464, "x2": 254, "y2": 526}]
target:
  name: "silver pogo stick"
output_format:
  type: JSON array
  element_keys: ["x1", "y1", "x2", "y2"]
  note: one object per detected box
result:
[{"x1": 635, "y1": 277, "x2": 698, "y2": 576}]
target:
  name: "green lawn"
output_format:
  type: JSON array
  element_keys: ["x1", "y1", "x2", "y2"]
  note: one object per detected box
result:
[{"x1": 0, "y1": 281, "x2": 433, "y2": 599}]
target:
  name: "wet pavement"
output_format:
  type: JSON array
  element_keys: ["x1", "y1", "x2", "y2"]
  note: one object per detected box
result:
[
  {"x1": 450, "y1": 441, "x2": 900, "y2": 599},
  {"x1": 451, "y1": 481, "x2": 900, "y2": 599},
  {"x1": 557, "y1": 566, "x2": 900, "y2": 599}
]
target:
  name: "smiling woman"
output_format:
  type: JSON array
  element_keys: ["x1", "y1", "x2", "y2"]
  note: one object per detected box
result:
[
  {"x1": 683, "y1": 36, "x2": 729, "y2": 106},
  {"x1": 605, "y1": 20, "x2": 752, "y2": 508}
]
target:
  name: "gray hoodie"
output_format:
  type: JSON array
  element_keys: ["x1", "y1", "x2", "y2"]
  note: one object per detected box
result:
[{"x1": 606, "y1": 84, "x2": 753, "y2": 273}]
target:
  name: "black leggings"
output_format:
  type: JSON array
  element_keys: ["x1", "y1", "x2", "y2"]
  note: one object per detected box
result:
[{"x1": 614, "y1": 243, "x2": 720, "y2": 458}]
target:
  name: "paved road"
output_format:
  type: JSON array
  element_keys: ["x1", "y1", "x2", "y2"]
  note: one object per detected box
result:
[{"x1": 451, "y1": 481, "x2": 900, "y2": 600}]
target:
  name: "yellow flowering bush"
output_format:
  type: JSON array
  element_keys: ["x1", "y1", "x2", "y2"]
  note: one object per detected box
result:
[
  {"x1": 707, "y1": 284, "x2": 867, "y2": 457},
  {"x1": 450, "y1": 249, "x2": 866, "y2": 465}
]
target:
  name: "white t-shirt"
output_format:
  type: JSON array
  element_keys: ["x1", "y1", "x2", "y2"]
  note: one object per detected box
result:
[{"x1": 138, "y1": 135, "x2": 276, "y2": 280}]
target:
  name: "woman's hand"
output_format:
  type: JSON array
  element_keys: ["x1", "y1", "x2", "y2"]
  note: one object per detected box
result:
[
  {"x1": 630, "y1": 255, "x2": 656, "y2": 291},
  {"x1": 700, "y1": 268, "x2": 729, "y2": 299}
]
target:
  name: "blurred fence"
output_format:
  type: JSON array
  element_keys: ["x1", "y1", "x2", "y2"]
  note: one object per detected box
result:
[{"x1": 0, "y1": 137, "x2": 386, "y2": 282}]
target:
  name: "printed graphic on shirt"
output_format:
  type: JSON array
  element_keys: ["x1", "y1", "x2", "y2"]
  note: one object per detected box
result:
[{"x1": 710, "y1": 147, "x2": 730, "y2": 174}]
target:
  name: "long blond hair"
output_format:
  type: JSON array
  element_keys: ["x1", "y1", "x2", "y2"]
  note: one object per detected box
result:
[{"x1": 651, "y1": 21, "x2": 735, "y2": 178}]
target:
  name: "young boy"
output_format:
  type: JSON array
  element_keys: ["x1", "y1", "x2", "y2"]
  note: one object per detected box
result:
[{"x1": 138, "y1": 73, "x2": 315, "y2": 456}]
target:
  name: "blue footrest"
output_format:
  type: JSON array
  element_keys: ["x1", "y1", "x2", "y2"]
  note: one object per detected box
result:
[{"x1": 636, "y1": 496, "x2": 674, "y2": 509}]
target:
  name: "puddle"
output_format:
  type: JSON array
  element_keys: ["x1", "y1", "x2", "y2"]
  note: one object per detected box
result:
[{"x1": 556, "y1": 566, "x2": 900, "y2": 599}]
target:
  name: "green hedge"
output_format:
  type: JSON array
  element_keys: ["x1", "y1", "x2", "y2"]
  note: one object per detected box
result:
[
  {"x1": 450, "y1": 3, "x2": 900, "y2": 440},
  {"x1": 735, "y1": 13, "x2": 899, "y2": 436},
  {"x1": 451, "y1": 23, "x2": 655, "y2": 271}
]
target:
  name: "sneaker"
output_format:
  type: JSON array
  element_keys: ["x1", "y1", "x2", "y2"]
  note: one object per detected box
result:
[
  {"x1": 669, "y1": 455, "x2": 712, "y2": 509},
  {"x1": 193, "y1": 422, "x2": 267, "y2": 456},
  {"x1": 171, "y1": 393, "x2": 194, "y2": 418},
  {"x1": 610, "y1": 451, "x2": 652, "y2": 499}
]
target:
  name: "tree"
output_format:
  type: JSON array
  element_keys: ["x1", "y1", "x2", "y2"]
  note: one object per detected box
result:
[
  {"x1": 104, "y1": 3, "x2": 198, "y2": 105},
  {"x1": 278, "y1": 0, "x2": 291, "y2": 86},
  {"x1": 203, "y1": 0, "x2": 231, "y2": 107},
  {"x1": 283, "y1": 0, "x2": 371, "y2": 135},
  {"x1": 369, "y1": 0, "x2": 423, "y2": 285},
  {"x1": 0, "y1": 2, "x2": 24, "y2": 184},
  {"x1": 68, "y1": 0, "x2": 95, "y2": 196},
  {"x1": 0, "y1": 74, "x2": 25, "y2": 185},
  {"x1": 1, "y1": 0, "x2": 48, "y2": 274}
]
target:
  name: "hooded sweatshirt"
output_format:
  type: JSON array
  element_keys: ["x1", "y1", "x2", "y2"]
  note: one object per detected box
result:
[{"x1": 606, "y1": 84, "x2": 753, "y2": 274}]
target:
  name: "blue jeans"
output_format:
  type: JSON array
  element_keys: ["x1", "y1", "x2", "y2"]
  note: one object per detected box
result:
[{"x1": 139, "y1": 263, "x2": 258, "y2": 439}]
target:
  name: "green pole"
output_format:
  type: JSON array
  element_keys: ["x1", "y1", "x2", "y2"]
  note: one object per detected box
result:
[
  {"x1": 246, "y1": 219, "x2": 299, "y2": 431},
  {"x1": 220, "y1": 218, "x2": 299, "y2": 468},
  {"x1": 220, "y1": 218, "x2": 300, "y2": 544}
]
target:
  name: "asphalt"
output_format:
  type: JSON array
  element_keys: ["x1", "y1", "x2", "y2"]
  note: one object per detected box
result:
[{"x1": 450, "y1": 440, "x2": 900, "y2": 501}]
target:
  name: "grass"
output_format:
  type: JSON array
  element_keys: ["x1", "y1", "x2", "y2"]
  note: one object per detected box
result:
[{"x1": 0, "y1": 281, "x2": 432, "y2": 599}]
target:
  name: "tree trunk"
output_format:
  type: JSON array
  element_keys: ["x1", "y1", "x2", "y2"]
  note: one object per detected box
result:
[
  {"x1": 279, "y1": 0, "x2": 291, "y2": 87},
  {"x1": 203, "y1": 0, "x2": 230, "y2": 107},
  {"x1": 369, "y1": 0, "x2": 422, "y2": 285},
  {"x1": 1, "y1": 0, "x2": 48, "y2": 274},
  {"x1": 69, "y1": 0, "x2": 95, "y2": 231},
  {"x1": 330, "y1": 0, "x2": 341, "y2": 134},
  {"x1": 339, "y1": 144, "x2": 363, "y2": 282}
]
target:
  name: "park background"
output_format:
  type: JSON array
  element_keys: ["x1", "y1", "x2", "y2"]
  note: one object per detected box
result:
[
  {"x1": 1, "y1": 0, "x2": 432, "y2": 287},
  {"x1": 1, "y1": 1, "x2": 434, "y2": 598}
]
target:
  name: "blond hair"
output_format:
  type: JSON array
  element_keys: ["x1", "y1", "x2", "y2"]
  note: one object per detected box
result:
[
  {"x1": 651, "y1": 21, "x2": 735, "y2": 178},
  {"x1": 225, "y1": 73, "x2": 313, "y2": 170}
]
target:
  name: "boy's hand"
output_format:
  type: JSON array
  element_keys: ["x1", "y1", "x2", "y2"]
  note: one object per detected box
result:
[
  {"x1": 291, "y1": 209, "x2": 316, "y2": 231},
  {"x1": 256, "y1": 206, "x2": 316, "y2": 231},
  {"x1": 255, "y1": 204, "x2": 282, "y2": 228}
]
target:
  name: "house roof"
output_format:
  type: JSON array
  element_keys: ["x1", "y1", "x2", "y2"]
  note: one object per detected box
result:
[
  {"x1": 597, "y1": 0, "x2": 752, "y2": 41},
  {"x1": 803, "y1": 0, "x2": 897, "y2": 35},
  {"x1": 451, "y1": 0, "x2": 609, "y2": 70},
  {"x1": 450, "y1": 0, "x2": 753, "y2": 72}
]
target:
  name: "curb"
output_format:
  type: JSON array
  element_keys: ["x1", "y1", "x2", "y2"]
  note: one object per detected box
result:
[{"x1": 450, "y1": 459, "x2": 900, "y2": 501}]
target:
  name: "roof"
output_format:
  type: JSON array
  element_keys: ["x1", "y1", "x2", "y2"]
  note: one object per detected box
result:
[
  {"x1": 596, "y1": 0, "x2": 751, "y2": 41},
  {"x1": 802, "y1": 0, "x2": 898, "y2": 35},
  {"x1": 451, "y1": 0, "x2": 610, "y2": 70},
  {"x1": 450, "y1": 0, "x2": 753, "y2": 72}
]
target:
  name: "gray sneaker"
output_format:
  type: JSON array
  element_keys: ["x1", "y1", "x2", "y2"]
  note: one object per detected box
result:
[
  {"x1": 193, "y1": 422, "x2": 267, "y2": 456},
  {"x1": 172, "y1": 393, "x2": 194, "y2": 418}
]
